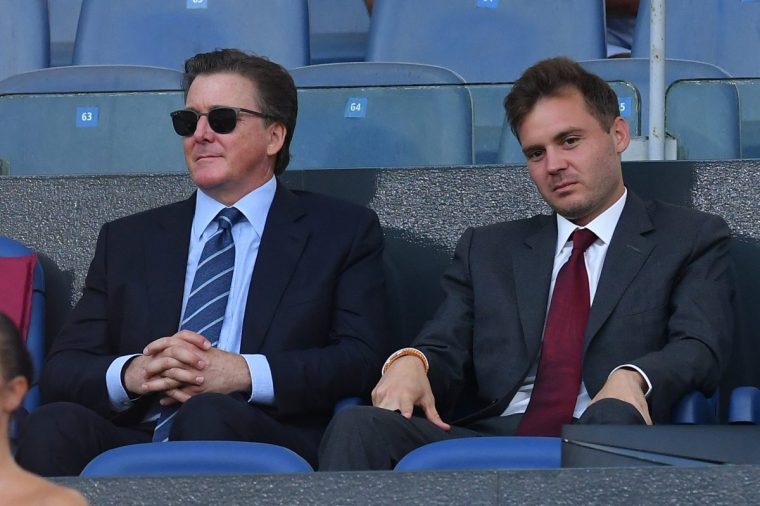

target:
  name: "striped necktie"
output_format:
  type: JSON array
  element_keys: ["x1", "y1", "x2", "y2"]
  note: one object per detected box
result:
[{"x1": 152, "y1": 207, "x2": 242, "y2": 442}]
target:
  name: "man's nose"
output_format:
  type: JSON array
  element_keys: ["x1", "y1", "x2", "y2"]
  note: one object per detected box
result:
[
  {"x1": 192, "y1": 114, "x2": 214, "y2": 141},
  {"x1": 545, "y1": 147, "x2": 568, "y2": 174}
]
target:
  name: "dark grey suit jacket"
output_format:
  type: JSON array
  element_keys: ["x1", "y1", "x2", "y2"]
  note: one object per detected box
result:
[
  {"x1": 41, "y1": 180, "x2": 389, "y2": 429},
  {"x1": 415, "y1": 191, "x2": 734, "y2": 424}
]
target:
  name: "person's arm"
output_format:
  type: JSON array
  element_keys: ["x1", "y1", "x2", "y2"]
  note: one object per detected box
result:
[
  {"x1": 411, "y1": 227, "x2": 479, "y2": 416},
  {"x1": 372, "y1": 353, "x2": 450, "y2": 430},
  {"x1": 596, "y1": 213, "x2": 734, "y2": 422}
]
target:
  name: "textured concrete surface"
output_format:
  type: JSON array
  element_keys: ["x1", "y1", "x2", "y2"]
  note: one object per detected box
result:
[{"x1": 52, "y1": 465, "x2": 760, "y2": 505}]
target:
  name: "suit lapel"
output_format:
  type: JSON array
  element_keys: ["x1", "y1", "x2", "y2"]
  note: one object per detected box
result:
[
  {"x1": 144, "y1": 194, "x2": 195, "y2": 340},
  {"x1": 512, "y1": 216, "x2": 557, "y2": 355},
  {"x1": 240, "y1": 182, "x2": 308, "y2": 354},
  {"x1": 585, "y1": 192, "x2": 655, "y2": 345}
]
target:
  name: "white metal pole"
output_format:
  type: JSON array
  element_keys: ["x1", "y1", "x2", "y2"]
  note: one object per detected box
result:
[{"x1": 649, "y1": 0, "x2": 666, "y2": 160}]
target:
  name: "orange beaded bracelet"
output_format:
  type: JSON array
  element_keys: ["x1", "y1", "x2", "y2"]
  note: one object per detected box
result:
[{"x1": 381, "y1": 347, "x2": 429, "y2": 375}]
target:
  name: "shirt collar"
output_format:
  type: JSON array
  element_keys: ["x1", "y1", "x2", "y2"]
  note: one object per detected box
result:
[
  {"x1": 192, "y1": 176, "x2": 277, "y2": 239},
  {"x1": 555, "y1": 188, "x2": 628, "y2": 257}
]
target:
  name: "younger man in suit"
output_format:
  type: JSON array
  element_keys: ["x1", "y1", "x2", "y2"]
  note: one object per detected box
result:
[
  {"x1": 319, "y1": 57, "x2": 735, "y2": 470},
  {"x1": 16, "y1": 49, "x2": 388, "y2": 475}
]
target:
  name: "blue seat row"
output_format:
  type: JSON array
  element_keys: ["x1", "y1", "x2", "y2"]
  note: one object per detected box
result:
[
  {"x1": 45, "y1": 0, "x2": 372, "y2": 68},
  {"x1": 2, "y1": 60, "x2": 756, "y2": 176},
  {"x1": 6, "y1": 0, "x2": 760, "y2": 85}
]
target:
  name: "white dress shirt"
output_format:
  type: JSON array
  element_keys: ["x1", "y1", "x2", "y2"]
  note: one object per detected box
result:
[{"x1": 106, "y1": 177, "x2": 277, "y2": 411}]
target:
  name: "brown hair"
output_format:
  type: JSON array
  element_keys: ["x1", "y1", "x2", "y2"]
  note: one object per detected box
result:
[
  {"x1": 0, "y1": 313, "x2": 33, "y2": 384},
  {"x1": 505, "y1": 57, "x2": 619, "y2": 141}
]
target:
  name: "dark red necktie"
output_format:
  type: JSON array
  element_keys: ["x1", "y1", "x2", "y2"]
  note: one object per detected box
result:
[{"x1": 517, "y1": 228, "x2": 597, "y2": 436}]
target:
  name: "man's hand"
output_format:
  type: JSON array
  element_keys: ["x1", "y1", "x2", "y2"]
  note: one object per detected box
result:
[
  {"x1": 371, "y1": 355, "x2": 450, "y2": 431},
  {"x1": 124, "y1": 330, "x2": 211, "y2": 395},
  {"x1": 590, "y1": 368, "x2": 653, "y2": 425},
  {"x1": 123, "y1": 330, "x2": 252, "y2": 404},
  {"x1": 159, "y1": 348, "x2": 252, "y2": 405},
  {"x1": 123, "y1": 330, "x2": 210, "y2": 396}
]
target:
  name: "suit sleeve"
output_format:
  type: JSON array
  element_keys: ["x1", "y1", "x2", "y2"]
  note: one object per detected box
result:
[
  {"x1": 265, "y1": 209, "x2": 390, "y2": 417},
  {"x1": 412, "y1": 228, "x2": 477, "y2": 416},
  {"x1": 40, "y1": 223, "x2": 124, "y2": 418},
  {"x1": 631, "y1": 213, "x2": 735, "y2": 422}
]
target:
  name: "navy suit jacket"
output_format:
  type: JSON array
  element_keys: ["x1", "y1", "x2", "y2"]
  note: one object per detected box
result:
[
  {"x1": 41, "y1": 181, "x2": 389, "y2": 428},
  {"x1": 414, "y1": 191, "x2": 735, "y2": 424}
]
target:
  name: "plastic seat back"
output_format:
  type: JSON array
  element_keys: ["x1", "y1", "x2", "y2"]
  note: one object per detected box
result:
[
  {"x1": 309, "y1": 0, "x2": 370, "y2": 64},
  {"x1": 632, "y1": 0, "x2": 760, "y2": 78},
  {"x1": 0, "y1": 0, "x2": 49, "y2": 81},
  {"x1": 579, "y1": 58, "x2": 732, "y2": 133},
  {"x1": 666, "y1": 79, "x2": 741, "y2": 159},
  {"x1": 0, "y1": 65, "x2": 186, "y2": 175},
  {"x1": 290, "y1": 62, "x2": 473, "y2": 169},
  {"x1": 366, "y1": 0, "x2": 606, "y2": 83},
  {"x1": 394, "y1": 391, "x2": 717, "y2": 471},
  {"x1": 48, "y1": 0, "x2": 83, "y2": 66},
  {"x1": 73, "y1": 0, "x2": 309, "y2": 69},
  {"x1": 80, "y1": 441, "x2": 313, "y2": 477},
  {"x1": 394, "y1": 437, "x2": 562, "y2": 471}
]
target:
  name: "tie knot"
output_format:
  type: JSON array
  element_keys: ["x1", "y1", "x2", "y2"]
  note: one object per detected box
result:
[
  {"x1": 571, "y1": 228, "x2": 597, "y2": 252},
  {"x1": 216, "y1": 207, "x2": 242, "y2": 231}
]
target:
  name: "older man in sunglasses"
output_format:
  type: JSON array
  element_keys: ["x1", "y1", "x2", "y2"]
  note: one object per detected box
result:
[{"x1": 16, "y1": 49, "x2": 388, "y2": 475}]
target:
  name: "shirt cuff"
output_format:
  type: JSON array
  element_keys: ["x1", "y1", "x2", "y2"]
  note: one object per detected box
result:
[
  {"x1": 611, "y1": 364, "x2": 653, "y2": 397},
  {"x1": 106, "y1": 354, "x2": 141, "y2": 412},
  {"x1": 242, "y1": 354, "x2": 275, "y2": 406}
]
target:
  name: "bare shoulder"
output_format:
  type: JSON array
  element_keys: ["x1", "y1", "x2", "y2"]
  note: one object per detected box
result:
[{"x1": 41, "y1": 484, "x2": 88, "y2": 506}]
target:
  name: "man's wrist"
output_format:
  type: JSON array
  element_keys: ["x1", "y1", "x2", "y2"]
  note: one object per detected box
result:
[
  {"x1": 610, "y1": 365, "x2": 652, "y2": 397},
  {"x1": 382, "y1": 348, "x2": 429, "y2": 375},
  {"x1": 121, "y1": 356, "x2": 143, "y2": 400}
]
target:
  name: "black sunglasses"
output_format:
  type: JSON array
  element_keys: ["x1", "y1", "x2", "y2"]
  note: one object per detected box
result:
[{"x1": 170, "y1": 107, "x2": 274, "y2": 136}]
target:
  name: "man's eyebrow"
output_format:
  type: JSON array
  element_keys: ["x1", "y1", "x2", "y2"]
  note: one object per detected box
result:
[
  {"x1": 553, "y1": 127, "x2": 583, "y2": 142},
  {"x1": 521, "y1": 127, "x2": 584, "y2": 156}
]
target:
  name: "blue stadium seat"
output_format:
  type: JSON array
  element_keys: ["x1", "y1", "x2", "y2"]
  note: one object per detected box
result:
[
  {"x1": 291, "y1": 61, "x2": 465, "y2": 87},
  {"x1": 72, "y1": 0, "x2": 309, "y2": 69},
  {"x1": 0, "y1": 236, "x2": 45, "y2": 413},
  {"x1": 670, "y1": 391, "x2": 719, "y2": 425},
  {"x1": 366, "y1": 0, "x2": 606, "y2": 83},
  {"x1": 394, "y1": 437, "x2": 562, "y2": 471},
  {"x1": 0, "y1": 65, "x2": 186, "y2": 175},
  {"x1": 578, "y1": 58, "x2": 731, "y2": 134},
  {"x1": 393, "y1": 392, "x2": 717, "y2": 471},
  {"x1": 737, "y1": 80, "x2": 760, "y2": 159},
  {"x1": 309, "y1": 0, "x2": 370, "y2": 64},
  {"x1": 48, "y1": 0, "x2": 83, "y2": 66},
  {"x1": 665, "y1": 79, "x2": 741, "y2": 159},
  {"x1": 80, "y1": 441, "x2": 313, "y2": 476},
  {"x1": 289, "y1": 62, "x2": 473, "y2": 169},
  {"x1": 728, "y1": 387, "x2": 760, "y2": 424},
  {"x1": 0, "y1": 0, "x2": 49, "y2": 81},
  {"x1": 632, "y1": 0, "x2": 760, "y2": 78}
]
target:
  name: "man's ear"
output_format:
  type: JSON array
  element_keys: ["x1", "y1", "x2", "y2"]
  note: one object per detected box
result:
[
  {"x1": 0, "y1": 376, "x2": 29, "y2": 413},
  {"x1": 266, "y1": 122, "x2": 287, "y2": 157},
  {"x1": 612, "y1": 116, "x2": 631, "y2": 154}
]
